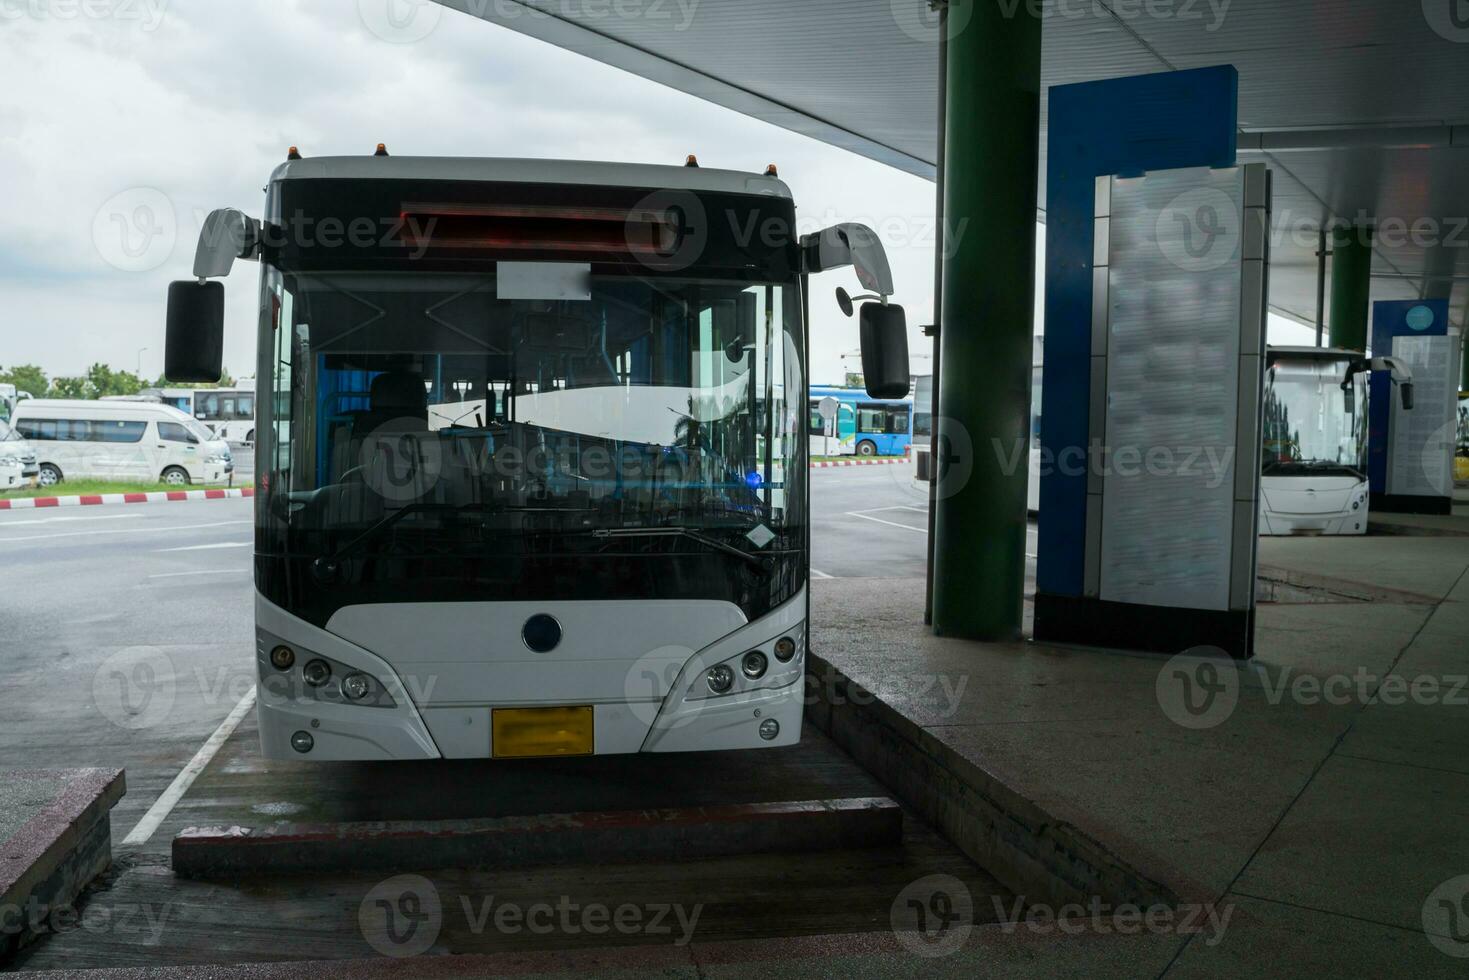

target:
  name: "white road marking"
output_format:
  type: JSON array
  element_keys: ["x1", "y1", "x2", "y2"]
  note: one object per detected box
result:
[
  {"x1": 0, "y1": 513, "x2": 145, "y2": 527},
  {"x1": 809, "y1": 568, "x2": 834, "y2": 579},
  {"x1": 121, "y1": 686, "x2": 257, "y2": 848},
  {"x1": 148, "y1": 568, "x2": 249, "y2": 580},
  {"x1": 846, "y1": 511, "x2": 928, "y2": 533},
  {"x1": 154, "y1": 541, "x2": 251, "y2": 553},
  {"x1": 0, "y1": 520, "x2": 250, "y2": 544}
]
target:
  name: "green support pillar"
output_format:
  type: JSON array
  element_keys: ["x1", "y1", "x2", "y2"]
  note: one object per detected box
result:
[
  {"x1": 1328, "y1": 227, "x2": 1373, "y2": 352},
  {"x1": 931, "y1": 0, "x2": 1041, "y2": 641},
  {"x1": 1461, "y1": 334, "x2": 1468, "y2": 391}
]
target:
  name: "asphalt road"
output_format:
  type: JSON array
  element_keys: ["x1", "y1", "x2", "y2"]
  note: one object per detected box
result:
[
  {"x1": 0, "y1": 462, "x2": 1032, "y2": 840},
  {"x1": 0, "y1": 498, "x2": 256, "y2": 836},
  {"x1": 0, "y1": 468, "x2": 1014, "y2": 968}
]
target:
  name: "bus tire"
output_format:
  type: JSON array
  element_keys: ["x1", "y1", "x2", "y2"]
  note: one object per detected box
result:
[
  {"x1": 161, "y1": 466, "x2": 191, "y2": 487},
  {"x1": 856, "y1": 440, "x2": 878, "y2": 457},
  {"x1": 38, "y1": 463, "x2": 62, "y2": 487},
  {"x1": 245, "y1": 429, "x2": 255, "y2": 444}
]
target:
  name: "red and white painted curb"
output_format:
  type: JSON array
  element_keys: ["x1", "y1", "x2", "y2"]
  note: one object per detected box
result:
[
  {"x1": 811, "y1": 456, "x2": 911, "y2": 469},
  {"x1": 0, "y1": 488, "x2": 254, "y2": 510}
]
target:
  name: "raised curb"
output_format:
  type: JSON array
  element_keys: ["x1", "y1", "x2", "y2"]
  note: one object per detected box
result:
[
  {"x1": 172, "y1": 797, "x2": 901, "y2": 879},
  {"x1": 1, "y1": 769, "x2": 126, "y2": 963},
  {"x1": 0, "y1": 488, "x2": 253, "y2": 511},
  {"x1": 803, "y1": 654, "x2": 1180, "y2": 911},
  {"x1": 811, "y1": 456, "x2": 910, "y2": 468}
]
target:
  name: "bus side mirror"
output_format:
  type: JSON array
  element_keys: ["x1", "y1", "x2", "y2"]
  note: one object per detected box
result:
[
  {"x1": 165, "y1": 281, "x2": 225, "y2": 384},
  {"x1": 860, "y1": 302, "x2": 909, "y2": 399},
  {"x1": 1400, "y1": 383, "x2": 1414, "y2": 411}
]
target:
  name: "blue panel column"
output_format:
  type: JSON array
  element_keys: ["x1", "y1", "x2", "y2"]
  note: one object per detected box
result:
[{"x1": 1033, "y1": 66, "x2": 1239, "y2": 644}]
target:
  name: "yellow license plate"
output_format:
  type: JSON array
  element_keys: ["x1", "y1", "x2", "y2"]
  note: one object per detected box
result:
[{"x1": 492, "y1": 706, "x2": 594, "y2": 759}]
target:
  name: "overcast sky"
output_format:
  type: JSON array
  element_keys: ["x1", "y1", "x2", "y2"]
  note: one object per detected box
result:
[{"x1": 0, "y1": 0, "x2": 1312, "y2": 386}]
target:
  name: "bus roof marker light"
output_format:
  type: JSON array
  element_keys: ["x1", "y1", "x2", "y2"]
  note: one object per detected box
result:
[
  {"x1": 765, "y1": 163, "x2": 779, "y2": 177},
  {"x1": 685, "y1": 155, "x2": 699, "y2": 168},
  {"x1": 375, "y1": 143, "x2": 390, "y2": 157},
  {"x1": 287, "y1": 146, "x2": 302, "y2": 160}
]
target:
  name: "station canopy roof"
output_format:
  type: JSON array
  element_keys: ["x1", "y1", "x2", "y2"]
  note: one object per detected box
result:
[{"x1": 438, "y1": 0, "x2": 1469, "y2": 330}]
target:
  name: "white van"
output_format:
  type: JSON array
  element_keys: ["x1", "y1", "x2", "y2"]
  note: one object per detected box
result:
[
  {"x1": 0, "y1": 418, "x2": 39, "y2": 490},
  {"x1": 11, "y1": 399, "x2": 233, "y2": 487}
]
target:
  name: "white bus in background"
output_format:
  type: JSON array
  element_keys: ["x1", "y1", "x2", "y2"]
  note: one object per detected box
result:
[
  {"x1": 163, "y1": 151, "x2": 908, "y2": 762},
  {"x1": 10, "y1": 399, "x2": 234, "y2": 487},
  {"x1": 191, "y1": 381, "x2": 258, "y2": 445},
  {"x1": 1260, "y1": 346, "x2": 1413, "y2": 536}
]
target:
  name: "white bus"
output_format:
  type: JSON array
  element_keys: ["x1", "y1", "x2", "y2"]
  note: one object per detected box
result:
[
  {"x1": 191, "y1": 383, "x2": 258, "y2": 445},
  {"x1": 1260, "y1": 346, "x2": 1413, "y2": 536},
  {"x1": 162, "y1": 152, "x2": 908, "y2": 761},
  {"x1": 11, "y1": 399, "x2": 234, "y2": 487}
]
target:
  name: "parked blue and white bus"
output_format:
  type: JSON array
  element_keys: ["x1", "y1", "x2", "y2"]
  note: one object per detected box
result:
[
  {"x1": 807, "y1": 385, "x2": 912, "y2": 457},
  {"x1": 162, "y1": 151, "x2": 910, "y2": 761}
]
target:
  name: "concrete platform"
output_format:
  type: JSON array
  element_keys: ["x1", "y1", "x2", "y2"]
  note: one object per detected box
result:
[
  {"x1": 802, "y1": 529, "x2": 1469, "y2": 973},
  {"x1": 1, "y1": 769, "x2": 125, "y2": 962}
]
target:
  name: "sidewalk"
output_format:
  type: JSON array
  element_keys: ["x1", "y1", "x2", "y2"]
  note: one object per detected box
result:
[
  {"x1": 805, "y1": 530, "x2": 1469, "y2": 975},
  {"x1": 0, "y1": 488, "x2": 253, "y2": 510}
]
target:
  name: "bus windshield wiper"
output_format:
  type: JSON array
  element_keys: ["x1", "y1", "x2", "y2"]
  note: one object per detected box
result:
[{"x1": 591, "y1": 526, "x2": 770, "y2": 572}]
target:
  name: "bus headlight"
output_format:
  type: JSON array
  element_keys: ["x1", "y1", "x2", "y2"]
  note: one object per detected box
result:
[
  {"x1": 342, "y1": 673, "x2": 372, "y2": 701},
  {"x1": 773, "y1": 636, "x2": 797, "y2": 662},
  {"x1": 707, "y1": 665, "x2": 734, "y2": 694},
  {"x1": 759, "y1": 718, "x2": 780, "y2": 740},
  {"x1": 269, "y1": 645, "x2": 296, "y2": 670},
  {"x1": 302, "y1": 659, "x2": 332, "y2": 688},
  {"x1": 741, "y1": 651, "x2": 768, "y2": 680}
]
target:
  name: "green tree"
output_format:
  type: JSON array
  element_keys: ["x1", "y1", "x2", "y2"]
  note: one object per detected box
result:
[
  {"x1": 50, "y1": 376, "x2": 89, "y2": 399},
  {"x1": 0, "y1": 364, "x2": 47, "y2": 398},
  {"x1": 85, "y1": 363, "x2": 147, "y2": 398}
]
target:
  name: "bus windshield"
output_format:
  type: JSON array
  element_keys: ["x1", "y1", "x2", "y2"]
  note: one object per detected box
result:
[
  {"x1": 1263, "y1": 362, "x2": 1367, "y2": 478},
  {"x1": 258, "y1": 267, "x2": 805, "y2": 615}
]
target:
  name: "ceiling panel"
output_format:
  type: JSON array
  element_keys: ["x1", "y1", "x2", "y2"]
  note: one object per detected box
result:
[{"x1": 438, "y1": 0, "x2": 1469, "y2": 328}]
